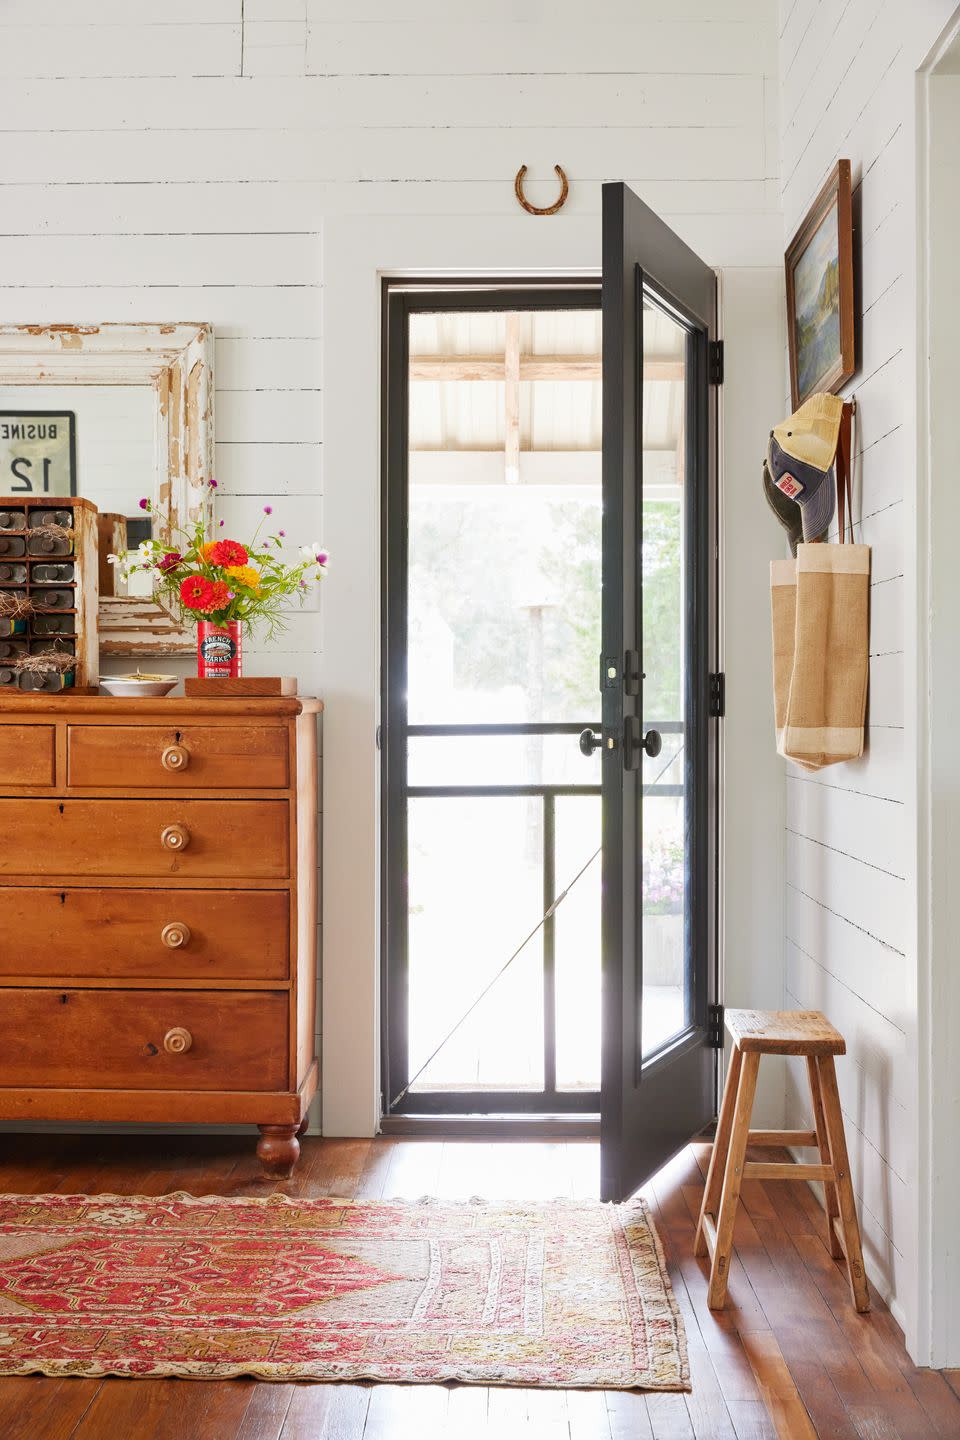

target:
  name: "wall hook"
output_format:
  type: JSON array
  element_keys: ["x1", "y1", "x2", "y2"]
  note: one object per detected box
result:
[{"x1": 514, "y1": 164, "x2": 569, "y2": 216}]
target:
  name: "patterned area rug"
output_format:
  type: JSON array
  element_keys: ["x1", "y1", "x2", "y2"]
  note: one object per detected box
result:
[{"x1": 0, "y1": 1191, "x2": 688, "y2": 1389}]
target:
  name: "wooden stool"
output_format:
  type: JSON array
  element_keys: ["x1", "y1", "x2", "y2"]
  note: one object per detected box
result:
[{"x1": 694, "y1": 1008, "x2": 869, "y2": 1313}]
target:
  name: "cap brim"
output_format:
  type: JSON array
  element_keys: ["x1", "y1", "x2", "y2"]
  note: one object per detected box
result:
[{"x1": 762, "y1": 461, "x2": 802, "y2": 557}]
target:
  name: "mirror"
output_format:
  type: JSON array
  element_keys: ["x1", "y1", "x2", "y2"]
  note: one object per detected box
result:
[{"x1": 0, "y1": 323, "x2": 213, "y2": 656}]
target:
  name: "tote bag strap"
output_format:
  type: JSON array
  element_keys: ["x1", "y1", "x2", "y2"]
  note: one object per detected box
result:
[{"x1": 835, "y1": 400, "x2": 854, "y2": 544}]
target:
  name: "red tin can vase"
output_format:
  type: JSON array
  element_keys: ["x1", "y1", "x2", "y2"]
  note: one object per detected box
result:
[{"x1": 196, "y1": 620, "x2": 242, "y2": 679}]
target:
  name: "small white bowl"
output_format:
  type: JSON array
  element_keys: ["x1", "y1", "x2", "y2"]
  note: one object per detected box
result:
[{"x1": 99, "y1": 673, "x2": 180, "y2": 698}]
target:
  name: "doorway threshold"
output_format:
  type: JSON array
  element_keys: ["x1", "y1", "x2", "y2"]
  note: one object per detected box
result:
[{"x1": 379, "y1": 1113, "x2": 600, "y2": 1140}]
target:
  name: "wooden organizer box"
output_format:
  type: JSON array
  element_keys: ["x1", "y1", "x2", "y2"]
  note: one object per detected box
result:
[
  {"x1": 0, "y1": 495, "x2": 99, "y2": 691},
  {"x1": 0, "y1": 694, "x2": 321, "y2": 1176}
]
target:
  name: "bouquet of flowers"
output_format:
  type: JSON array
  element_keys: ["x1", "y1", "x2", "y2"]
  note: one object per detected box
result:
[
  {"x1": 109, "y1": 485, "x2": 328, "y2": 678},
  {"x1": 110, "y1": 490, "x2": 327, "y2": 639}
]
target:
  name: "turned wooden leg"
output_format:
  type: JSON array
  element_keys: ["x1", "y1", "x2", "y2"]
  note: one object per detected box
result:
[
  {"x1": 707, "y1": 1049, "x2": 760, "y2": 1310},
  {"x1": 695, "y1": 1042, "x2": 742, "y2": 1257},
  {"x1": 817, "y1": 1056, "x2": 870, "y2": 1313},
  {"x1": 296, "y1": 1115, "x2": 310, "y2": 1139},
  {"x1": 807, "y1": 1055, "x2": 843, "y2": 1259},
  {"x1": 257, "y1": 1124, "x2": 301, "y2": 1178}
]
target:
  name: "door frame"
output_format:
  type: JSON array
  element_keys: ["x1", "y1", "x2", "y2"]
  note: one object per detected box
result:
[
  {"x1": 379, "y1": 273, "x2": 721, "y2": 1130},
  {"x1": 381, "y1": 277, "x2": 603, "y2": 1121}
]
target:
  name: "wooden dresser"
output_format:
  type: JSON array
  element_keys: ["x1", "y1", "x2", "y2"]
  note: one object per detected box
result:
[{"x1": 0, "y1": 695, "x2": 321, "y2": 1177}]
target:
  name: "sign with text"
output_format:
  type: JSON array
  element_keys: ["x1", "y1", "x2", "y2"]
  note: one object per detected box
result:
[{"x1": 0, "y1": 411, "x2": 76, "y2": 497}]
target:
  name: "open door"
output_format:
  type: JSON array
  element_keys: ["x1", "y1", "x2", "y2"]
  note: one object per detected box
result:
[{"x1": 598, "y1": 182, "x2": 719, "y2": 1202}]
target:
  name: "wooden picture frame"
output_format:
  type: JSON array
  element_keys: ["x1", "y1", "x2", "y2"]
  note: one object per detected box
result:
[
  {"x1": 0, "y1": 322, "x2": 213, "y2": 657},
  {"x1": 785, "y1": 159, "x2": 855, "y2": 408}
]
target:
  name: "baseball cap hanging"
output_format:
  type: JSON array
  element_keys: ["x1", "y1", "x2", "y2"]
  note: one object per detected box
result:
[
  {"x1": 762, "y1": 458, "x2": 803, "y2": 556},
  {"x1": 766, "y1": 391, "x2": 845, "y2": 545}
]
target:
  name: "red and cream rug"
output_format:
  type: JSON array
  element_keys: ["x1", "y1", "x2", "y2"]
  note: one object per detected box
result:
[{"x1": 0, "y1": 1191, "x2": 688, "y2": 1389}]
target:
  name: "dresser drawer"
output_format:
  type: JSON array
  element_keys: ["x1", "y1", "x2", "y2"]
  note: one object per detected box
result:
[
  {"x1": 67, "y1": 725, "x2": 289, "y2": 790},
  {"x1": 0, "y1": 725, "x2": 55, "y2": 787},
  {"x1": 0, "y1": 988, "x2": 288, "y2": 1091},
  {"x1": 0, "y1": 799, "x2": 289, "y2": 879},
  {"x1": 0, "y1": 888, "x2": 289, "y2": 979}
]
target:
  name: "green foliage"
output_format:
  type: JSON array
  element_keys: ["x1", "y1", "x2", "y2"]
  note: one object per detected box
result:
[
  {"x1": 540, "y1": 498, "x2": 681, "y2": 721},
  {"x1": 409, "y1": 490, "x2": 683, "y2": 723}
]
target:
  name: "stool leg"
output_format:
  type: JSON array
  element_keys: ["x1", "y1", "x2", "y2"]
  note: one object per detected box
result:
[
  {"x1": 817, "y1": 1055, "x2": 870, "y2": 1313},
  {"x1": 807, "y1": 1055, "x2": 843, "y2": 1259},
  {"x1": 695, "y1": 1043, "x2": 742, "y2": 1257},
  {"x1": 707, "y1": 1049, "x2": 760, "y2": 1310}
]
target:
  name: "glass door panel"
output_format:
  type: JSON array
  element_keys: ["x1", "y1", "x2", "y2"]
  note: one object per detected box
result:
[
  {"x1": 407, "y1": 795, "x2": 545, "y2": 1091},
  {"x1": 640, "y1": 301, "x2": 688, "y2": 1060}
]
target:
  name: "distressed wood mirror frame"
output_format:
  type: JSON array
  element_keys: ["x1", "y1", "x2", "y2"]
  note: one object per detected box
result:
[{"x1": 0, "y1": 322, "x2": 213, "y2": 657}]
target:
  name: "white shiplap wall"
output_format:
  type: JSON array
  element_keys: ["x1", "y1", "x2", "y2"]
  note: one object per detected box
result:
[
  {"x1": 0, "y1": 3, "x2": 786, "y2": 1134},
  {"x1": 0, "y1": 0, "x2": 782, "y2": 693},
  {"x1": 777, "y1": 0, "x2": 956, "y2": 1348}
]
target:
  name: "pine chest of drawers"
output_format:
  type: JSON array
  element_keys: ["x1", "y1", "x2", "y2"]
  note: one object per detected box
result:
[{"x1": 0, "y1": 695, "x2": 321, "y2": 1176}]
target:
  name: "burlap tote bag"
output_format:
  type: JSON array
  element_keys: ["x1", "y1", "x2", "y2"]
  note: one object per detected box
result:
[{"x1": 770, "y1": 403, "x2": 870, "y2": 769}]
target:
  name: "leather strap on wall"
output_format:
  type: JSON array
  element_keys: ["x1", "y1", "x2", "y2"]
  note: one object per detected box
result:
[{"x1": 835, "y1": 401, "x2": 854, "y2": 544}]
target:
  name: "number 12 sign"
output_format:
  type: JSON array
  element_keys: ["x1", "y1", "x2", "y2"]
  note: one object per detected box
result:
[{"x1": 0, "y1": 411, "x2": 76, "y2": 497}]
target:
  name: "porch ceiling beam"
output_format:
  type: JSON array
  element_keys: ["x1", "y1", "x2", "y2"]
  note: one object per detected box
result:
[{"x1": 409, "y1": 356, "x2": 684, "y2": 382}]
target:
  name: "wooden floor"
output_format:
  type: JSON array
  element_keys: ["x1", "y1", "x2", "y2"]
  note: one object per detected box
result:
[{"x1": 0, "y1": 1134, "x2": 958, "y2": 1440}]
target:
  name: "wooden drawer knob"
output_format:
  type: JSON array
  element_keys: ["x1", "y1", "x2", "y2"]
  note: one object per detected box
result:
[
  {"x1": 161, "y1": 744, "x2": 189, "y2": 772},
  {"x1": 163, "y1": 1026, "x2": 193, "y2": 1055},
  {"x1": 160, "y1": 823, "x2": 190, "y2": 852},
  {"x1": 161, "y1": 921, "x2": 191, "y2": 949}
]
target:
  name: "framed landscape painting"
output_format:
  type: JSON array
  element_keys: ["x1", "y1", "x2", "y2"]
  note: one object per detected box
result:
[{"x1": 785, "y1": 159, "x2": 855, "y2": 407}]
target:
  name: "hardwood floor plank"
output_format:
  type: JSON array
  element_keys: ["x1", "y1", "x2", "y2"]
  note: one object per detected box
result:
[
  {"x1": 869, "y1": 1311, "x2": 960, "y2": 1437},
  {"x1": 646, "y1": 1390, "x2": 696, "y2": 1439},
  {"x1": 567, "y1": 1387, "x2": 614, "y2": 1440},
  {"x1": 605, "y1": 1390, "x2": 655, "y2": 1440},
  {"x1": 72, "y1": 1378, "x2": 201, "y2": 1439},
  {"x1": 681, "y1": 1332, "x2": 739, "y2": 1439},
  {"x1": 787, "y1": 1360, "x2": 863, "y2": 1439},
  {"x1": 380, "y1": 1141, "x2": 445, "y2": 1200},
  {"x1": 0, "y1": 1377, "x2": 102, "y2": 1440},
  {"x1": 301, "y1": 1139, "x2": 373, "y2": 1199},
  {"x1": 234, "y1": 1384, "x2": 297, "y2": 1440},
  {"x1": 845, "y1": 1406, "x2": 904, "y2": 1439},
  {"x1": 942, "y1": 1371, "x2": 960, "y2": 1402},
  {"x1": 362, "y1": 1382, "x2": 450, "y2": 1439},
  {"x1": 897, "y1": 1364, "x2": 960, "y2": 1437},
  {"x1": 568, "y1": 1140, "x2": 601, "y2": 1201},
  {"x1": 445, "y1": 1382, "x2": 490, "y2": 1439},
  {"x1": 280, "y1": 1383, "x2": 369, "y2": 1439},
  {"x1": 353, "y1": 1139, "x2": 397, "y2": 1200},
  {"x1": 738, "y1": 1330, "x2": 818, "y2": 1440},
  {"x1": 726, "y1": 1400, "x2": 778, "y2": 1439}
]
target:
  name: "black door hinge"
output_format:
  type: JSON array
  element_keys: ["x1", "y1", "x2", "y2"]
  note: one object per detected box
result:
[
  {"x1": 708, "y1": 1004, "x2": 724, "y2": 1049},
  {"x1": 708, "y1": 672, "x2": 725, "y2": 718},
  {"x1": 709, "y1": 340, "x2": 724, "y2": 385}
]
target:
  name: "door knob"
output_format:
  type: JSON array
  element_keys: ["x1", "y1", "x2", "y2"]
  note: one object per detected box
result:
[
  {"x1": 643, "y1": 728, "x2": 662, "y2": 758},
  {"x1": 579, "y1": 728, "x2": 602, "y2": 757},
  {"x1": 161, "y1": 921, "x2": 191, "y2": 949},
  {"x1": 163, "y1": 1027, "x2": 193, "y2": 1055},
  {"x1": 623, "y1": 718, "x2": 664, "y2": 770}
]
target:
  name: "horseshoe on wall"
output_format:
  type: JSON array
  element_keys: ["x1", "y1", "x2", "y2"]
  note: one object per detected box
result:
[{"x1": 514, "y1": 164, "x2": 569, "y2": 216}]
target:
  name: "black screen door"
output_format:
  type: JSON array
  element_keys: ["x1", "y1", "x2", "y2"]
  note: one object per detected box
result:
[{"x1": 599, "y1": 182, "x2": 719, "y2": 1202}]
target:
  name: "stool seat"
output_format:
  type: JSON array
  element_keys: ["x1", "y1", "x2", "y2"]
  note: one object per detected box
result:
[
  {"x1": 725, "y1": 1007, "x2": 845, "y2": 1055},
  {"x1": 694, "y1": 1006, "x2": 868, "y2": 1313}
]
